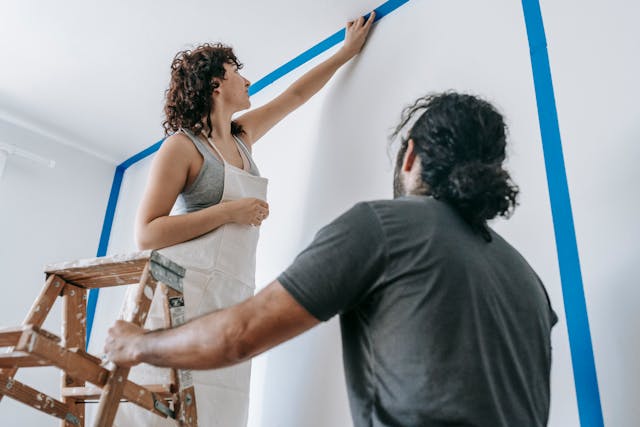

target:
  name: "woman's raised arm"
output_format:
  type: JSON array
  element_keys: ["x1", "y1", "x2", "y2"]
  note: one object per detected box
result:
[{"x1": 236, "y1": 12, "x2": 375, "y2": 146}]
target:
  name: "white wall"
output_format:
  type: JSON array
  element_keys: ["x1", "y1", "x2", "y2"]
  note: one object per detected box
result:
[
  {"x1": 542, "y1": 0, "x2": 640, "y2": 424},
  {"x1": 12, "y1": 0, "x2": 638, "y2": 426},
  {"x1": 250, "y1": 1, "x2": 583, "y2": 425},
  {"x1": 0, "y1": 117, "x2": 114, "y2": 426}
]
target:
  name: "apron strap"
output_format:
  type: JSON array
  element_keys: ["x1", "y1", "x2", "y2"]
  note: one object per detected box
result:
[
  {"x1": 205, "y1": 135, "x2": 250, "y2": 171},
  {"x1": 203, "y1": 136, "x2": 227, "y2": 163}
]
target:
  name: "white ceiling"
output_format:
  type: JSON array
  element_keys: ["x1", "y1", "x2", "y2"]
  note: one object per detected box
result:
[{"x1": 1, "y1": 0, "x2": 383, "y2": 163}]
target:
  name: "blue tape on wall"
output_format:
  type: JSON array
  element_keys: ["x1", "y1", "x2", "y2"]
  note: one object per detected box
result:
[
  {"x1": 521, "y1": 0, "x2": 604, "y2": 425},
  {"x1": 86, "y1": 142, "x2": 165, "y2": 343},
  {"x1": 87, "y1": 0, "x2": 408, "y2": 343},
  {"x1": 87, "y1": 164, "x2": 125, "y2": 343},
  {"x1": 90, "y1": 2, "x2": 604, "y2": 425}
]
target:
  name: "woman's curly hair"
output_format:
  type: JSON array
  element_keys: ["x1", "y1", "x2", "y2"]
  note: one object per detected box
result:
[
  {"x1": 163, "y1": 43, "x2": 245, "y2": 137},
  {"x1": 392, "y1": 92, "x2": 519, "y2": 241}
]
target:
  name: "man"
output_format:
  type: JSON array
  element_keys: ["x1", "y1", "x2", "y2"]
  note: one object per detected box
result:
[{"x1": 106, "y1": 92, "x2": 558, "y2": 426}]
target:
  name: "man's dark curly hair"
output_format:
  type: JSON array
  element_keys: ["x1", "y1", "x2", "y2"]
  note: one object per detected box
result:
[
  {"x1": 392, "y1": 92, "x2": 519, "y2": 241},
  {"x1": 163, "y1": 43, "x2": 245, "y2": 137}
]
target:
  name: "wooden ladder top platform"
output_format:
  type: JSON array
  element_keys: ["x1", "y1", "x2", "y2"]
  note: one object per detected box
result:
[{"x1": 44, "y1": 250, "x2": 185, "y2": 290}]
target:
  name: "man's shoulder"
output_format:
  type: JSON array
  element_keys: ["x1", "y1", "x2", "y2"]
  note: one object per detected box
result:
[
  {"x1": 357, "y1": 196, "x2": 445, "y2": 219},
  {"x1": 338, "y1": 197, "x2": 447, "y2": 241},
  {"x1": 342, "y1": 198, "x2": 409, "y2": 224}
]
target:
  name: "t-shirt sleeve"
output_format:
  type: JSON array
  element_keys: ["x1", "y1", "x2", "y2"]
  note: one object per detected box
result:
[
  {"x1": 534, "y1": 272, "x2": 559, "y2": 327},
  {"x1": 278, "y1": 202, "x2": 387, "y2": 321}
]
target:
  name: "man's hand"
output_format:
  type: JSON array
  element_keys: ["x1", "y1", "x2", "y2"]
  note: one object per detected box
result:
[{"x1": 104, "y1": 320, "x2": 146, "y2": 367}]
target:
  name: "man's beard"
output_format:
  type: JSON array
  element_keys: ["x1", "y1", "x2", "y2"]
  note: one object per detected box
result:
[{"x1": 393, "y1": 165, "x2": 405, "y2": 198}]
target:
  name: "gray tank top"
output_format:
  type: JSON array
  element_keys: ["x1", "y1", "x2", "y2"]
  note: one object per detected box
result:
[{"x1": 173, "y1": 129, "x2": 260, "y2": 214}]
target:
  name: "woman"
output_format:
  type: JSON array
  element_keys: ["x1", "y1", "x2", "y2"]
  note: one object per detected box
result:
[{"x1": 114, "y1": 12, "x2": 375, "y2": 427}]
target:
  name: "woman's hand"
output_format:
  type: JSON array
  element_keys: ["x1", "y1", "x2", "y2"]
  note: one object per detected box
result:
[
  {"x1": 338, "y1": 11, "x2": 376, "y2": 60},
  {"x1": 224, "y1": 198, "x2": 270, "y2": 227}
]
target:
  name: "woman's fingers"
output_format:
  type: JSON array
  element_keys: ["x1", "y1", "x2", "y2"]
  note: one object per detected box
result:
[
  {"x1": 251, "y1": 202, "x2": 269, "y2": 226},
  {"x1": 368, "y1": 11, "x2": 376, "y2": 22},
  {"x1": 349, "y1": 11, "x2": 374, "y2": 30},
  {"x1": 365, "y1": 11, "x2": 375, "y2": 28},
  {"x1": 359, "y1": 12, "x2": 375, "y2": 32}
]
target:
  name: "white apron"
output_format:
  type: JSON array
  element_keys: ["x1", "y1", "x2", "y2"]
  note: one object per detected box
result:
[{"x1": 114, "y1": 137, "x2": 268, "y2": 427}]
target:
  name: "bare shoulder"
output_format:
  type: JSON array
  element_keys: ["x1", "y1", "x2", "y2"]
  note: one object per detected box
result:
[
  {"x1": 160, "y1": 132, "x2": 197, "y2": 155},
  {"x1": 153, "y1": 132, "x2": 199, "y2": 166}
]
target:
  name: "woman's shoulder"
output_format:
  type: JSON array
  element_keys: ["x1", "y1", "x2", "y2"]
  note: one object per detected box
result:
[
  {"x1": 160, "y1": 132, "x2": 200, "y2": 155},
  {"x1": 163, "y1": 130, "x2": 194, "y2": 147},
  {"x1": 151, "y1": 132, "x2": 201, "y2": 171}
]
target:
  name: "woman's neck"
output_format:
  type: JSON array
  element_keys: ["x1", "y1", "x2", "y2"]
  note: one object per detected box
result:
[{"x1": 207, "y1": 108, "x2": 233, "y2": 140}]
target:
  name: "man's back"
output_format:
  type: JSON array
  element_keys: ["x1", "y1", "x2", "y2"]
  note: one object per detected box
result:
[{"x1": 280, "y1": 196, "x2": 557, "y2": 426}]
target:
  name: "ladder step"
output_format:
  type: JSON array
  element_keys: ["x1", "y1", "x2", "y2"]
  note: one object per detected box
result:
[
  {"x1": 0, "y1": 373, "x2": 81, "y2": 425},
  {"x1": 62, "y1": 384, "x2": 173, "y2": 401},
  {"x1": 0, "y1": 351, "x2": 50, "y2": 368},
  {"x1": 0, "y1": 325, "x2": 61, "y2": 348},
  {"x1": 0, "y1": 326, "x2": 28, "y2": 347}
]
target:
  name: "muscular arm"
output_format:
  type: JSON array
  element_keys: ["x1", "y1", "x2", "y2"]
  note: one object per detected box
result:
[
  {"x1": 236, "y1": 12, "x2": 375, "y2": 146},
  {"x1": 105, "y1": 281, "x2": 320, "y2": 369}
]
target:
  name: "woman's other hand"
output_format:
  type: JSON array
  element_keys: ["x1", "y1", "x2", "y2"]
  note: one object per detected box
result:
[
  {"x1": 339, "y1": 11, "x2": 376, "y2": 60},
  {"x1": 224, "y1": 198, "x2": 270, "y2": 226}
]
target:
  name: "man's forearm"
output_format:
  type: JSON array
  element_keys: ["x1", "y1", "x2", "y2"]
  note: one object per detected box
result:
[
  {"x1": 106, "y1": 281, "x2": 319, "y2": 370},
  {"x1": 136, "y1": 309, "x2": 246, "y2": 370}
]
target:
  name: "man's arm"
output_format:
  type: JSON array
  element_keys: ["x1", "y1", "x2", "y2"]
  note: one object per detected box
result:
[{"x1": 105, "y1": 280, "x2": 320, "y2": 370}]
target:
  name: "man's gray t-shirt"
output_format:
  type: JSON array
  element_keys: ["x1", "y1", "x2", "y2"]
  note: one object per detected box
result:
[{"x1": 278, "y1": 196, "x2": 557, "y2": 427}]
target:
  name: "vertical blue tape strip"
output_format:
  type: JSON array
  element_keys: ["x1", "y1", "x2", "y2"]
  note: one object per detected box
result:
[
  {"x1": 87, "y1": 0, "x2": 409, "y2": 345},
  {"x1": 87, "y1": 165, "x2": 125, "y2": 343},
  {"x1": 521, "y1": 0, "x2": 604, "y2": 425},
  {"x1": 86, "y1": 141, "x2": 164, "y2": 344}
]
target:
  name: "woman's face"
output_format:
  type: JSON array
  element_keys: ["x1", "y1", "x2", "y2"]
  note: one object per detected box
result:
[{"x1": 217, "y1": 62, "x2": 251, "y2": 111}]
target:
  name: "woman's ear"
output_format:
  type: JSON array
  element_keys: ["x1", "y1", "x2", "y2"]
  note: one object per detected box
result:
[
  {"x1": 211, "y1": 78, "x2": 223, "y2": 96},
  {"x1": 402, "y1": 139, "x2": 417, "y2": 172}
]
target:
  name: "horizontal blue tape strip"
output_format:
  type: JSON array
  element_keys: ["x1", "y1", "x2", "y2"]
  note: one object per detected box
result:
[
  {"x1": 521, "y1": 0, "x2": 604, "y2": 425},
  {"x1": 87, "y1": 0, "x2": 411, "y2": 346}
]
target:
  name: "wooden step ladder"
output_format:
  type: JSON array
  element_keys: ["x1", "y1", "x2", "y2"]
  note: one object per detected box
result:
[{"x1": 0, "y1": 250, "x2": 198, "y2": 426}]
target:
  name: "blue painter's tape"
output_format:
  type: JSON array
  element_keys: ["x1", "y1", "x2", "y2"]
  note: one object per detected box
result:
[
  {"x1": 86, "y1": 142, "x2": 164, "y2": 344},
  {"x1": 87, "y1": 0, "x2": 410, "y2": 346},
  {"x1": 521, "y1": 0, "x2": 604, "y2": 425},
  {"x1": 119, "y1": 140, "x2": 164, "y2": 170},
  {"x1": 87, "y1": 165, "x2": 126, "y2": 343}
]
